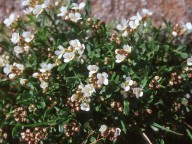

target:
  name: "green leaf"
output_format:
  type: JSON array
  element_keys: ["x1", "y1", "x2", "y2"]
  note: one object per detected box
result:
[
  {"x1": 12, "y1": 124, "x2": 20, "y2": 137},
  {"x1": 90, "y1": 136, "x2": 96, "y2": 143},
  {"x1": 139, "y1": 44, "x2": 146, "y2": 49},
  {"x1": 141, "y1": 75, "x2": 148, "y2": 88},
  {"x1": 85, "y1": 0, "x2": 91, "y2": 17},
  {"x1": 40, "y1": 101, "x2": 46, "y2": 109},
  {"x1": 57, "y1": 64, "x2": 66, "y2": 71},
  {"x1": 151, "y1": 123, "x2": 183, "y2": 136},
  {"x1": 123, "y1": 100, "x2": 129, "y2": 116},
  {"x1": 186, "y1": 129, "x2": 192, "y2": 140},
  {"x1": 172, "y1": 49, "x2": 188, "y2": 59},
  {"x1": 121, "y1": 120, "x2": 127, "y2": 134},
  {"x1": 114, "y1": 75, "x2": 120, "y2": 83},
  {"x1": 110, "y1": 72, "x2": 116, "y2": 81},
  {"x1": 44, "y1": 107, "x2": 54, "y2": 118}
]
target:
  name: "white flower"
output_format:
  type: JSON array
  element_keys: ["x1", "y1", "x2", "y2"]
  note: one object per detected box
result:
[
  {"x1": 14, "y1": 46, "x2": 24, "y2": 55},
  {"x1": 97, "y1": 72, "x2": 109, "y2": 85},
  {"x1": 99, "y1": 125, "x2": 108, "y2": 133},
  {"x1": 0, "y1": 55, "x2": 9, "y2": 67},
  {"x1": 57, "y1": 6, "x2": 68, "y2": 17},
  {"x1": 120, "y1": 90, "x2": 128, "y2": 98},
  {"x1": 78, "y1": 83, "x2": 84, "y2": 89},
  {"x1": 33, "y1": 5, "x2": 44, "y2": 17},
  {"x1": 122, "y1": 31, "x2": 128, "y2": 37},
  {"x1": 11, "y1": 32, "x2": 20, "y2": 44},
  {"x1": 71, "y1": 93, "x2": 79, "y2": 102},
  {"x1": 20, "y1": 78, "x2": 27, "y2": 85},
  {"x1": 39, "y1": 63, "x2": 53, "y2": 73},
  {"x1": 69, "y1": 39, "x2": 82, "y2": 50},
  {"x1": 115, "y1": 54, "x2": 126, "y2": 63},
  {"x1": 21, "y1": 0, "x2": 31, "y2": 6},
  {"x1": 80, "y1": 103, "x2": 90, "y2": 111},
  {"x1": 3, "y1": 13, "x2": 16, "y2": 26},
  {"x1": 72, "y1": 2, "x2": 85, "y2": 10},
  {"x1": 172, "y1": 31, "x2": 178, "y2": 37},
  {"x1": 32, "y1": 72, "x2": 39, "y2": 78},
  {"x1": 82, "y1": 84, "x2": 95, "y2": 97},
  {"x1": 121, "y1": 77, "x2": 133, "y2": 92},
  {"x1": 132, "y1": 87, "x2": 143, "y2": 98},
  {"x1": 187, "y1": 57, "x2": 192, "y2": 66},
  {"x1": 68, "y1": 12, "x2": 82, "y2": 23},
  {"x1": 23, "y1": 7, "x2": 34, "y2": 15},
  {"x1": 185, "y1": 22, "x2": 192, "y2": 31},
  {"x1": 63, "y1": 52, "x2": 75, "y2": 63},
  {"x1": 142, "y1": 9, "x2": 153, "y2": 16},
  {"x1": 77, "y1": 44, "x2": 85, "y2": 55},
  {"x1": 3, "y1": 64, "x2": 13, "y2": 75},
  {"x1": 22, "y1": 31, "x2": 34, "y2": 43},
  {"x1": 130, "y1": 12, "x2": 142, "y2": 21},
  {"x1": 114, "y1": 128, "x2": 121, "y2": 137},
  {"x1": 24, "y1": 46, "x2": 30, "y2": 53},
  {"x1": 9, "y1": 73, "x2": 16, "y2": 79},
  {"x1": 40, "y1": 81, "x2": 48, "y2": 89},
  {"x1": 116, "y1": 19, "x2": 128, "y2": 31},
  {"x1": 15, "y1": 63, "x2": 24, "y2": 71},
  {"x1": 87, "y1": 65, "x2": 99, "y2": 77},
  {"x1": 42, "y1": 0, "x2": 51, "y2": 8},
  {"x1": 123, "y1": 45, "x2": 132, "y2": 53},
  {"x1": 55, "y1": 45, "x2": 66, "y2": 59},
  {"x1": 129, "y1": 19, "x2": 140, "y2": 29}
]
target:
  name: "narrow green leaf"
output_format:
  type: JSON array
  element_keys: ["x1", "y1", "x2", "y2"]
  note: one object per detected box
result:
[
  {"x1": 121, "y1": 120, "x2": 127, "y2": 134},
  {"x1": 151, "y1": 123, "x2": 183, "y2": 136},
  {"x1": 186, "y1": 129, "x2": 192, "y2": 140},
  {"x1": 123, "y1": 100, "x2": 129, "y2": 116},
  {"x1": 12, "y1": 124, "x2": 20, "y2": 137},
  {"x1": 85, "y1": 0, "x2": 91, "y2": 17}
]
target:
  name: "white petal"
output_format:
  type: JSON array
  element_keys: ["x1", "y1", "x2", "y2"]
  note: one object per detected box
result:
[{"x1": 79, "y1": 2, "x2": 85, "y2": 9}]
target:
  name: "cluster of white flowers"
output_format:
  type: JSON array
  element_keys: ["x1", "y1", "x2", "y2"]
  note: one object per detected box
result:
[
  {"x1": 55, "y1": 39, "x2": 85, "y2": 63},
  {"x1": 116, "y1": 9, "x2": 152, "y2": 37},
  {"x1": 70, "y1": 64, "x2": 109, "y2": 112},
  {"x1": 0, "y1": 54, "x2": 9, "y2": 67},
  {"x1": 33, "y1": 62, "x2": 54, "y2": 91},
  {"x1": 57, "y1": 2, "x2": 85, "y2": 23},
  {"x1": 98, "y1": 125, "x2": 121, "y2": 138},
  {"x1": 115, "y1": 44, "x2": 132, "y2": 63},
  {"x1": 22, "y1": 0, "x2": 52, "y2": 17},
  {"x1": 3, "y1": 63, "x2": 24, "y2": 79},
  {"x1": 172, "y1": 22, "x2": 192, "y2": 37},
  {"x1": 121, "y1": 76, "x2": 143, "y2": 98},
  {"x1": 11, "y1": 31, "x2": 34, "y2": 56},
  {"x1": 71, "y1": 83, "x2": 96, "y2": 111},
  {"x1": 87, "y1": 65, "x2": 109, "y2": 86}
]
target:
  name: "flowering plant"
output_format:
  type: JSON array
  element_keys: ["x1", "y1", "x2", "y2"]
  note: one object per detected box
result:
[{"x1": 0, "y1": 0, "x2": 192, "y2": 143}]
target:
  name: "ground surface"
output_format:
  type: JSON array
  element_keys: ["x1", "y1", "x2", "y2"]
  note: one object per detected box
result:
[{"x1": 0, "y1": 0, "x2": 192, "y2": 25}]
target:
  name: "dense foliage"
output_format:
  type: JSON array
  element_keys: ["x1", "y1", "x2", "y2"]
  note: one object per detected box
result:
[{"x1": 0, "y1": 0, "x2": 192, "y2": 143}]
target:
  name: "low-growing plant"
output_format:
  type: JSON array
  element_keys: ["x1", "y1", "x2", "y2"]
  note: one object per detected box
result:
[{"x1": 0, "y1": 0, "x2": 192, "y2": 143}]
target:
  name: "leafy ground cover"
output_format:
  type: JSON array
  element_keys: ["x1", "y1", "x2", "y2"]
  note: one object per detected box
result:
[{"x1": 0, "y1": 0, "x2": 192, "y2": 143}]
